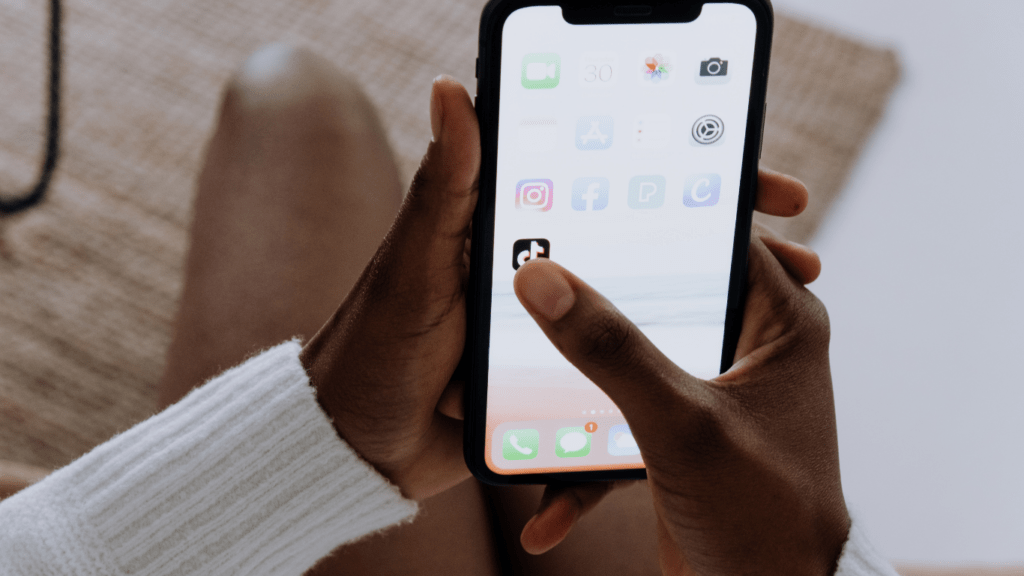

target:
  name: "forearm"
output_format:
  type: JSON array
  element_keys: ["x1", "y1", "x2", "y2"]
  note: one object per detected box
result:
[{"x1": 0, "y1": 341, "x2": 416, "y2": 575}]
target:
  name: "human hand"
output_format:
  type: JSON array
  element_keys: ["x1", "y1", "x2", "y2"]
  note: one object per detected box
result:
[
  {"x1": 299, "y1": 76, "x2": 478, "y2": 501},
  {"x1": 513, "y1": 190, "x2": 848, "y2": 573}
]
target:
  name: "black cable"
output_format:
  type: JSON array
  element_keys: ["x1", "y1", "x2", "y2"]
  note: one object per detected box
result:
[{"x1": 0, "y1": 0, "x2": 61, "y2": 215}]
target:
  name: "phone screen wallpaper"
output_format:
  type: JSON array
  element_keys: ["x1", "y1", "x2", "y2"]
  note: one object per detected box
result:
[{"x1": 486, "y1": 4, "x2": 758, "y2": 475}]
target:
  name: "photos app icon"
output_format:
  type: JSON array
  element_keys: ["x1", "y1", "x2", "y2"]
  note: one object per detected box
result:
[{"x1": 516, "y1": 179, "x2": 554, "y2": 211}]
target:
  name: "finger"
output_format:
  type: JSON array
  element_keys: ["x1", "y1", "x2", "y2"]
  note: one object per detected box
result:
[
  {"x1": 519, "y1": 482, "x2": 618, "y2": 555},
  {"x1": 753, "y1": 225, "x2": 821, "y2": 284},
  {"x1": 756, "y1": 168, "x2": 808, "y2": 217},
  {"x1": 376, "y1": 76, "x2": 480, "y2": 292},
  {"x1": 512, "y1": 259, "x2": 702, "y2": 432}
]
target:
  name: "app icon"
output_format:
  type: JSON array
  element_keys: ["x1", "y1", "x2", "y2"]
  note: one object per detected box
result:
[
  {"x1": 575, "y1": 116, "x2": 614, "y2": 150},
  {"x1": 683, "y1": 174, "x2": 721, "y2": 207},
  {"x1": 640, "y1": 53, "x2": 673, "y2": 84},
  {"x1": 691, "y1": 115, "x2": 724, "y2": 145},
  {"x1": 503, "y1": 429, "x2": 539, "y2": 460},
  {"x1": 628, "y1": 175, "x2": 666, "y2": 209},
  {"x1": 700, "y1": 57, "x2": 729, "y2": 77},
  {"x1": 518, "y1": 117, "x2": 557, "y2": 153},
  {"x1": 521, "y1": 53, "x2": 561, "y2": 89},
  {"x1": 512, "y1": 238, "x2": 550, "y2": 270},
  {"x1": 571, "y1": 177, "x2": 610, "y2": 211},
  {"x1": 516, "y1": 179, "x2": 554, "y2": 211},
  {"x1": 579, "y1": 52, "x2": 617, "y2": 87},
  {"x1": 607, "y1": 424, "x2": 640, "y2": 456},
  {"x1": 633, "y1": 114, "x2": 672, "y2": 149},
  {"x1": 555, "y1": 427, "x2": 592, "y2": 458}
]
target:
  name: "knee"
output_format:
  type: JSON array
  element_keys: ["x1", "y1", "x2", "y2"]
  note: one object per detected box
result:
[{"x1": 220, "y1": 43, "x2": 379, "y2": 136}]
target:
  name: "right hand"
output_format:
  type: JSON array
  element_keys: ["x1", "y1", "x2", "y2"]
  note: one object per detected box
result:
[{"x1": 513, "y1": 225, "x2": 850, "y2": 575}]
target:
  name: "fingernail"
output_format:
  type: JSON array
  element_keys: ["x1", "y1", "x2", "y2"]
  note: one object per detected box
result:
[
  {"x1": 430, "y1": 75, "x2": 445, "y2": 142},
  {"x1": 517, "y1": 263, "x2": 576, "y2": 322}
]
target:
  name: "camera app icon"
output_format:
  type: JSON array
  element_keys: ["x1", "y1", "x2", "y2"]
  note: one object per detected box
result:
[
  {"x1": 516, "y1": 179, "x2": 554, "y2": 211},
  {"x1": 696, "y1": 57, "x2": 730, "y2": 85}
]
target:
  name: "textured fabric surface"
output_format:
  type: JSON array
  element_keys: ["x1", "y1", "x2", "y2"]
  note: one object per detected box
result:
[
  {"x1": 0, "y1": 0, "x2": 899, "y2": 469},
  {"x1": 0, "y1": 341, "x2": 418, "y2": 575}
]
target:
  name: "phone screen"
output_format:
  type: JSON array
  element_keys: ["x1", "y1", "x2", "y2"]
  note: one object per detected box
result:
[{"x1": 485, "y1": 4, "x2": 758, "y2": 476}]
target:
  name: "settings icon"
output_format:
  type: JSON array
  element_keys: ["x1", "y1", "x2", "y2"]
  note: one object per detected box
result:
[{"x1": 691, "y1": 115, "x2": 724, "y2": 145}]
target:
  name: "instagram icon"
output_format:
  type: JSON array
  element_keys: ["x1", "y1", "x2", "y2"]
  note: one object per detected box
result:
[{"x1": 516, "y1": 179, "x2": 554, "y2": 211}]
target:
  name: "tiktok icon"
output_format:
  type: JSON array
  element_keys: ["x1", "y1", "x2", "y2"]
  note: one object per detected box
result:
[{"x1": 512, "y1": 238, "x2": 550, "y2": 270}]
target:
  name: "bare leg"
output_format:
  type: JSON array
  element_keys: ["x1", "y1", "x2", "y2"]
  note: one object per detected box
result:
[{"x1": 159, "y1": 44, "x2": 498, "y2": 576}]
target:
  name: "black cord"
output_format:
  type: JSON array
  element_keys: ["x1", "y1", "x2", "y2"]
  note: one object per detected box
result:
[{"x1": 0, "y1": 0, "x2": 61, "y2": 215}]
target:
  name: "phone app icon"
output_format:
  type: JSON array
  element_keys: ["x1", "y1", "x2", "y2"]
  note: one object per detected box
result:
[
  {"x1": 521, "y1": 53, "x2": 561, "y2": 89},
  {"x1": 518, "y1": 117, "x2": 557, "y2": 153},
  {"x1": 691, "y1": 115, "x2": 724, "y2": 145},
  {"x1": 571, "y1": 177, "x2": 609, "y2": 211},
  {"x1": 696, "y1": 57, "x2": 730, "y2": 86},
  {"x1": 555, "y1": 427, "x2": 592, "y2": 458},
  {"x1": 633, "y1": 114, "x2": 672, "y2": 149},
  {"x1": 516, "y1": 179, "x2": 554, "y2": 211},
  {"x1": 640, "y1": 52, "x2": 673, "y2": 84},
  {"x1": 683, "y1": 174, "x2": 721, "y2": 207},
  {"x1": 628, "y1": 175, "x2": 666, "y2": 209},
  {"x1": 512, "y1": 238, "x2": 550, "y2": 270},
  {"x1": 607, "y1": 424, "x2": 640, "y2": 456},
  {"x1": 503, "y1": 429, "x2": 539, "y2": 460},
  {"x1": 575, "y1": 116, "x2": 614, "y2": 151}
]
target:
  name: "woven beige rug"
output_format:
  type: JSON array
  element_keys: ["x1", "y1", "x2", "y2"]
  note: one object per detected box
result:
[{"x1": 0, "y1": 0, "x2": 899, "y2": 470}]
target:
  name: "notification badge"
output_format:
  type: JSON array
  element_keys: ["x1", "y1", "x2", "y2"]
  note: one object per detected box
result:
[{"x1": 516, "y1": 179, "x2": 554, "y2": 211}]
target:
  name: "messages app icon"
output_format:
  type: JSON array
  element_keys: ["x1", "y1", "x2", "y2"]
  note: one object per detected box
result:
[
  {"x1": 503, "y1": 429, "x2": 539, "y2": 460},
  {"x1": 522, "y1": 53, "x2": 561, "y2": 89},
  {"x1": 555, "y1": 427, "x2": 592, "y2": 458}
]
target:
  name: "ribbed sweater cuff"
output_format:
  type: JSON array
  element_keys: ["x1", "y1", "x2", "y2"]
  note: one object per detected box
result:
[
  {"x1": 836, "y1": 518, "x2": 900, "y2": 576},
  {"x1": 0, "y1": 340, "x2": 417, "y2": 576}
]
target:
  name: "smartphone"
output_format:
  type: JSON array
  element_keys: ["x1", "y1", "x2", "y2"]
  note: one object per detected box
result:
[{"x1": 465, "y1": 0, "x2": 773, "y2": 484}]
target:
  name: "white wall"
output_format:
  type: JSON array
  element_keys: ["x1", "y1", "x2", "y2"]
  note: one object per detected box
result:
[{"x1": 771, "y1": 0, "x2": 1024, "y2": 564}]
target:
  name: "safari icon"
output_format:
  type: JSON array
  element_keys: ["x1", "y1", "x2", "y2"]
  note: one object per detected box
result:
[{"x1": 555, "y1": 427, "x2": 592, "y2": 458}]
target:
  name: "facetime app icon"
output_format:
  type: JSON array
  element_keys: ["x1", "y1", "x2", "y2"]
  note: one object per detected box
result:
[{"x1": 521, "y1": 53, "x2": 561, "y2": 89}]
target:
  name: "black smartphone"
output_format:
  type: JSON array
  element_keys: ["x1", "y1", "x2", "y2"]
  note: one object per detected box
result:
[{"x1": 465, "y1": 0, "x2": 773, "y2": 484}]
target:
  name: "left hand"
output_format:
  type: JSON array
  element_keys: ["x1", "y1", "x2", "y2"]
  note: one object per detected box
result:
[{"x1": 299, "y1": 76, "x2": 479, "y2": 500}]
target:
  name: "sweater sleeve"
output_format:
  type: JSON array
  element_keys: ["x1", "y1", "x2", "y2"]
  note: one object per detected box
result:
[
  {"x1": 835, "y1": 518, "x2": 901, "y2": 576},
  {"x1": 0, "y1": 340, "x2": 417, "y2": 576}
]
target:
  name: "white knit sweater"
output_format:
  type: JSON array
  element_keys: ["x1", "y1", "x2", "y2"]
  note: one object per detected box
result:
[{"x1": 0, "y1": 341, "x2": 897, "y2": 575}]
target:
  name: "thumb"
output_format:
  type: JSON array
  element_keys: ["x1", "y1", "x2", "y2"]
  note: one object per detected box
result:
[
  {"x1": 512, "y1": 259, "x2": 706, "y2": 435},
  {"x1": 392, "y1": 76, "x2": 479, "y2": 256}
]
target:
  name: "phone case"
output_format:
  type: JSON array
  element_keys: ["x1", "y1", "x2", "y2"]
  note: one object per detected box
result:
[{"x1": 464, "y1": 0, "x2": 775, "y2": 485}]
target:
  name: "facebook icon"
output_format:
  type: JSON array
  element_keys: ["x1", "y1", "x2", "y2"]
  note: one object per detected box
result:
[{"x1": 571, "y1": 177, "x2": 610, "y2": 211}]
